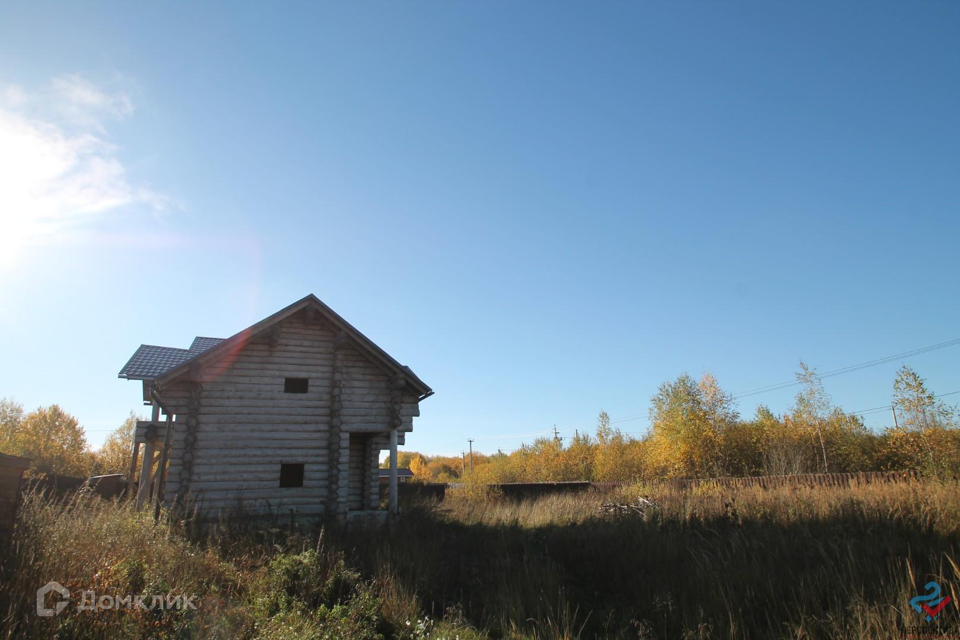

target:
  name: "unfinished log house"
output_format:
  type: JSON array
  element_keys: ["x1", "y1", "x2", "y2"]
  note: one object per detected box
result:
[{"x1": 118, "y1": 294, "x2": 432, "y2": 522}]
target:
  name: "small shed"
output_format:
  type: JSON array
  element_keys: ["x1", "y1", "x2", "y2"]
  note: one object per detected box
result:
[{"x1": 0, "y1": 453, "x2": 30, "y2": 535}]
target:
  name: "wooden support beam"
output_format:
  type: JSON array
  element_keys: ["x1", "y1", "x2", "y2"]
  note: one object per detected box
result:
[
  {"x1": 136, "y1": 438, "x2": 155, "y2": 510},
  {"x1": 135, "y1": 421, "x2": 168, "y2": 443},
  {"x1": 132, "y1": 403, "x2": 158, "y2": 502},
  {"x1": 154, "y1": 413, "x2": 174, "y2": 521},
  {"x1": 389, "y1": 428, "x2": 398, "y2": 515},
  {"x1": 126, "y1": 441, "x2": 140, "y2": 499}
]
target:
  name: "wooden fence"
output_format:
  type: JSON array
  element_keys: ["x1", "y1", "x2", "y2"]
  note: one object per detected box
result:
[
  {"x1": 402, "y1": 471, "x2": 924, "y2": 503},
  {"x1": 21, "y1": 473, "x2": 127, "y2": 500},
  {"x1": 616, "y1": 470, "x2": 922, "y2": 491},
  {"x1": 0, "y1": 454, "x2": 30, "y2": 536}
]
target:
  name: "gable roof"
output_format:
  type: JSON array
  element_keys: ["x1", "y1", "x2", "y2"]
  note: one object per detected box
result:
[
  {"x1": 189, "y1": 336, "x2": 225, "y2": 353},
  {"x1": 118, "y1": 337, "x2": 224, "y2": 380},
  {"x1": 118, "y1": 345, "x2": 192, "y2": 380},
  {"x1": 119, "y1": 294, "x2": 432, "y2": 398},
  {"x1": 378, "y1": 468, "x2": 415, "y2": 478}
]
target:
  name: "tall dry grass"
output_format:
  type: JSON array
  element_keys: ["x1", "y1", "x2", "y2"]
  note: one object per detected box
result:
[
  {"x1": 2, "y1": 481, "x2": 959, "y2": 638},
  {"x1": 348, "y1": 481, "x2": 960, "y2": 638}
]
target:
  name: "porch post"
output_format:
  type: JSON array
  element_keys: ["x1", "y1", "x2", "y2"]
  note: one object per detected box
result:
[
  {"x1": 126, "y1": 441, "x2": 140, "y2": 500},
  {"x1": 136, "y1": 439, "x2": 155, "y2": 510},
  {"x1": 389, "y1": 428, "x2": 398, "y2": 515},
  {"x1": 153, "y1": 413, "x2": 174, "y2": 521},
  {"x1": 135, "y1": 403, "x2": 160, "y2": 510}
]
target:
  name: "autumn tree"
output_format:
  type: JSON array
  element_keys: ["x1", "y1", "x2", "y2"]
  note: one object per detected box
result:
[
  {"x1": 380, "y1": 451, "x2": 419, "y2": 469},
  {"x1": 648, "y1": 374, "x2": 728, "y2": 477},
  {"x1": 596, "y1": 410, "x2": 613, "y2": 445},
  {"x1": 94, "y1": 412, "x2": 138, "y2": 476},
  {"x1": 427, "y1": 458, "x2": 462, "y2": 482},
  {"x1": 791, "y1": 362, "x2": 831, "y2": 473},
  {"x1": 0, "y1": 397, "x2": 24, "y2": 453},
  {"x1": 409, "y1": 454, "x2": 429, "y2": 482},
  {"x1": 750, "y1": 406, "x2": 807, "y2": 475},
  {"x1": 589, "y1": 410, "x2": 645, "y2": 480},
  {"x1": 721, "y1": 405, "x2": 773, "y2": 476},
  {"x1": 562, "y1": 430, "x2": 594, "y2": 481},
  {"x1": 699, "y1": 373, "x2": 739, "y2": 475},
  {"x1": 893, "y1": 365, "x2": 954, "y2": 431},
  {"x1": 880, "y1": 366, "x2": 960, "y2": 476},
  {"x1": 9, "y1": 405, "x2": 92, "y2": 477},
  {"x1": 821, "y1": 409, "x2": 875, "y2": 472}
]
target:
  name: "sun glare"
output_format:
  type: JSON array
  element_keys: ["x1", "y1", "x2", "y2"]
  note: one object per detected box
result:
[{"x1": 0, "y1": 77, "x2": 164, "y2": 270}]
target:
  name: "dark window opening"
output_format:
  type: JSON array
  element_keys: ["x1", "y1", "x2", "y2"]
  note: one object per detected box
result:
[
  {"x1": 284, "y1": 377, "x2": 309, "y2": 393},
  {"x1": 280, "y1": 463, "x2": 304, "y2": 488}
]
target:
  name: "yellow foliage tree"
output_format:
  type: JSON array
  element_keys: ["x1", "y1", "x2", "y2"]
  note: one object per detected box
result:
[
  {"x1": 94, "y1": 412, "x2": 139, "y2": 476},
  {"x1": 409, "y1": 454, "x2": 429, "y2": 482},
  {"x1": 9, "y1": 405, "x2": 93, "y2": 477},
  {"x1": 648, "y1": 374, "x2": 730, "y2": 477},
  {"x1": 0, "y1": 398, "x2": 25, "y2": 453}
]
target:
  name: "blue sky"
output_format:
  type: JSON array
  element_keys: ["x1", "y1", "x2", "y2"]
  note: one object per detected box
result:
[{"x1": 0, "y1": 2, "x2": 957, "y2": 454}]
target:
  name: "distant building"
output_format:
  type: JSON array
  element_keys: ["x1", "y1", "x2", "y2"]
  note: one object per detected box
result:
[{"x1": 378, "y1": 468, "x2": 415, "y2": 484}]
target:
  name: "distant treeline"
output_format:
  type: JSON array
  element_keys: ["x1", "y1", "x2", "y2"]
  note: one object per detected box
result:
[
  {"x1": 0, "y1": 401, "x2": 137, "y2": 478},
  {"x1": 389, "y1": 364, "x2": 960, "y2": 484}
]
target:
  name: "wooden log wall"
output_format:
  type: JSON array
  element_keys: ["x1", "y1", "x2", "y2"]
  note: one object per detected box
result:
[
  {"x1": 365, "y1": 439, "x2": 379, "y2": 509},
  {"x1": 162, "y1": 316, "x2": 337, "y2": 517},
  {"x1": 327, "y1": 331, "x2": 346, "y2": 514},
  {"x1": 154, "y1": 310, "x2": 417, "y2": 519}
]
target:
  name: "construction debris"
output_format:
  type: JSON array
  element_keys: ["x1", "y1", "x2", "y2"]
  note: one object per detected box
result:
[{"x1": 598, "y1": 496, "x2": 660, "y2": 518}]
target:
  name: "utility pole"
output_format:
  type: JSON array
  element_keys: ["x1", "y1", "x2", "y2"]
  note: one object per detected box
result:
[
  {"x1": 552, "y1": 425, "x2": 563, "y2": 445},
  {"x1": 468, "y1": 438, "x2": 474, "y2": 472},
  {"x1": 891, "y1": 406, "x2": 900, "y2": 429},
  {"x1": 461, "y1": 451, "x2": 465, "y2": 476}
]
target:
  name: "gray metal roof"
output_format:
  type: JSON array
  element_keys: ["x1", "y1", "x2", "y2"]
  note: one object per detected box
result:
[
  {"x1": 378, "y1": 468, "x2": 415, "y2": 478},
  {"x1": 118, "y1": 337, "x2": 223, "y2": 380},
  {"x1": 153, "y1": 294, "x2": 433, "y2": 397},
  {"x1": 189, "y1": 336, "x2": 224, "y2": 353}
]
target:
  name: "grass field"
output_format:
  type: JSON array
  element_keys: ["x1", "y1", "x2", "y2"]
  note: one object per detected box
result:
[{"x1": 2, "y1": 480, "x2": 959, "y2": 639}]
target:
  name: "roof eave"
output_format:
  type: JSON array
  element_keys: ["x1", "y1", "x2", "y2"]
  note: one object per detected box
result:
[{"x1": 154, "y1": 294, "x2": 433, "y2": 396}]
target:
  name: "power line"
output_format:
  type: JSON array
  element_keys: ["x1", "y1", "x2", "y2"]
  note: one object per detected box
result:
[
  {"x1": 473, "y1": 428, "x2": 554, "y2": 442},
  {"x1": 848, "y1": 389, "x2": 960, "y2": 416},
  {"x1": 472, "y1": 389, "x2": 960, "y2": 448},
  {"x1": 734, "y1": 337, "x2": 960, "y2": 399}
]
